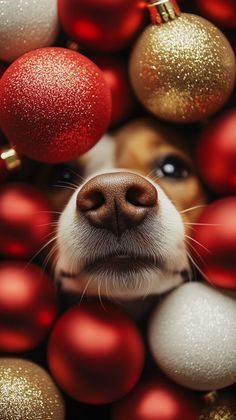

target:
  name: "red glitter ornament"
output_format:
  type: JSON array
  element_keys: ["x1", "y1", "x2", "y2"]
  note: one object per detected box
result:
[
  {"x1": 0, "y1": 261, "x2": 57, "y2": 352},
  {"x1": 92, "y1": 55, "x2": 137, "y2": 126},
  {"x1": 196, "y1": 0, "x2": 236, "y2": 28},
  {"x1": 197, "y1": 110, "x2": 236, "y2": 195},
  {"x1": 0, "y1": 48, "x2": 111, "y2": 163},
  {"x1": 58, "y1": 0, "x2": 145, "y2": 52},
  {"x1": 0, "y1": 183, "x2": 53, "y2": 258},
  {"x1": 112, "y1": 378, "x2": 199, "y2": 420},
  {"x1": 48, "y1": 302, "x2": 144, "y2": 404},
  {"x1": 192, "y1": 197, "x2": 236, "y2": 289}
]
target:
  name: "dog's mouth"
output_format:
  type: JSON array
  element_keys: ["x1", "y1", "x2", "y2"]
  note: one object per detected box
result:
[{"x1": 60, "y1": 252, "x2": 160, "y2": 279}]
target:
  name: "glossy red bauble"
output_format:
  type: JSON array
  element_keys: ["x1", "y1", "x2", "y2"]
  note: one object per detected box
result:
[
  {"x1": 92, "y1": 55, "x2": 137, "y2": 126},
  {"x1": 192, "y1": 197, "x2": 236, "y2": 289},
  {"x1": 196, "y1": 0, "x2": 236, "y2": 28},
  {"x1": 0, "y1": 183, "x2": 53, "y2": 258},
  {"x1": 48, "y1": 302, "x2": 144, "y2": 404},
  {"x1": 112, "y1": 378, "x2": 199, "y2": 420},
  {"x1": 58, "y1": 0, "x2": 145, "y2": 52},
  {"x1": 0, "y1": 48, "x2": 111, "y2": 163},
  {"x1": 197, "y1": 110, "x2": 236, "y2": 195},
  {"x1": 0, "y1": 261, "x2": 57, "y2": 352}
]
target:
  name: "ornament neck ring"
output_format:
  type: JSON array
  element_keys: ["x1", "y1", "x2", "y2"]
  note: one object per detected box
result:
[{"x1": 147, "y1": 0, "x2": 181, "y2": 25}]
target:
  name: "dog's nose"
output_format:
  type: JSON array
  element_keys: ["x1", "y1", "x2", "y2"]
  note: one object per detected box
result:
[{"x1": 76, "y1": 172, "x2": 158, "y2": 236}]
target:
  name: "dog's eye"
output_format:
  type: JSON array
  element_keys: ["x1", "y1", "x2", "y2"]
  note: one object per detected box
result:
[
  {"x1": 49, "y1": 163, "x2": 81, "y2": 186},
  {"x1": 156, "y1": 155, "x2": 192, "y2": 180}
]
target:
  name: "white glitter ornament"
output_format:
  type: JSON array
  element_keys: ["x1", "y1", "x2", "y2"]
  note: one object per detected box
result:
[
  {"x1": 148, "y1": 282, "x2": 236, "y2": 390},
  {"x1": 0, "y1": 0, "x2": 59, "y2": 62}
]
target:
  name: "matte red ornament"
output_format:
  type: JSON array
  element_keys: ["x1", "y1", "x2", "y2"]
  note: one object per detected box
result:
[
  {"x1": 196, "y1": 0, "x2": 236, "y2": 28},
  {"x1": 112, "y1": 378, "x2": 199, "y2": 420},
  {"x1": 48, "y1": 302, "x2": 144, "y2": 404},
  {"x1": 92, "y1": 55, "x2": 137, "y2": 126},
  {"x1": 197, "y1": 110, "x2": 236, "y2": 195},
  {"x1": 0, "y1": 48, "x2": 111, "y2": 163},
  {"x1": 192, "y1": 197, "x2": 236, "y2": 289},
  {"x1": 58, "y1": 0, "x2": 145, "y2": 52},
  {"x1": 0, "y1": 183, "x2": 53, "y2": 258},
  {"x1": 0, "y1": 261, "x2": 57, "y2": 352}
]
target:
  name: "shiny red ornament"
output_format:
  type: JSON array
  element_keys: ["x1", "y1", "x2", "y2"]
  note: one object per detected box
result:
[
  {"x1": 112, "y1": 378, "x2": 199, "y2": 420},
  {"x1": 197, "y1": 110, "x2": 236, "y2": 195},
  {"x1": 192, "y1": 197, "x2": 236, "y2": 289},
  {"x1": 196, "y1": 0, "x2": 236, "y2": 28},
  {"x1": 48, "y1": 302, "x2": 144, "y2": 404},
  {"x1": 92, "y1": 55, "x2": 137, "y2": 126},
  {"x1": 58, "y1": 0, "x2": 145, "y2": 52},
  {"x1": 0, "y1": 48, "x2": 111, "y2": 163},
  {"x1": 0, "y1": 183, "x2": 53, "y2": 258},
  {"x1": 0, "y1": 261, "x2": 57, "y2": 352}
]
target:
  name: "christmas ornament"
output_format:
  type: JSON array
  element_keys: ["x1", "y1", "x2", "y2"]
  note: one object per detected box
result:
[
  {"x1": 197, "y1": 110, "x2": 236, "y2": 195},
  {"x1": 192, "y1": 197, "x2": 236, "y2": 289},
  {"x1": 0, "y1": 358, "x2": 65, "y2": 420},
  {"x1": 0, "y1": 0, "x2": 59, "y2": 62},
  {"x1": 58, "y1": 0, "x2": 145, "y2": 52},
  {"x1": 48, "y1": 302, "x2": 144, "y2": 404},
  {"x1": 92, "y1": 55, "x2": 137, "y2": 126},
  {"x1": 196, "y1": 0, "x2": 236, "y2": 29},
  {"x1": 129, "y1": 1, "x2": 236, "y2": 123},
  {"x1": 0, "y1": 64, "x2": 6, "y2": 78},
  {"x1": 199, "y1": 388, "x2": 236, "y2": 420},
  {"x1": 0, "y1": 48, "x2": 111, "y2": 163},
  {"x1": 148, "y1": 282, "x2": 236, "y2": 390},
  {"x1": 112, "y1": 377, "x2": 199, "y2": 420},
  {"x1": 0, "y1": 183, "x2": 53, "y2": 258},
  {"x1": 0, "y1": 261, "x2": 57, "y2": 352},
  {"x1": 0, "y1": 146, "x2": 21, "y2": 184}
]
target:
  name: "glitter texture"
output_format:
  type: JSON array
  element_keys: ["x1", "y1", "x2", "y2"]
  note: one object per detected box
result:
[
  {"x1": 0, "y1": 47, "x2": 111, "y2": 163},
  {"x1": 0, "y1": 0, "x2": 59, "y2": 62},
  {"x1": 148, "y1": 282, "x2": 236, "y2": 390},
  {"x1": 130, "y1": 14, "x2": 236, "y2": 123},
  {"x1": 0, "y1": 358, "x2": 65, "y2": 420}
]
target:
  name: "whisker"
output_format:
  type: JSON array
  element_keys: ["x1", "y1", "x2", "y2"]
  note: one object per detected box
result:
[
  {"x1": 185, "y1": 239, "x2": 207, "y2": 267},
  {"x1": 24, "y1": 234, "x2": 58, "y2": 269},
  {"x1": 51, "y1": 184, "x2": 77, "y2": 192},
  {"x1": 180, "y1": 204, "x2": 207, "y2": 214},
  {"x1": 186, "y1": 250, "x2": 214, "y2": 287},
  {"x1": 78, "y1": 276, "x2": 94, "y2": 305},
  {"x1": 184, "y1": 222, "x2": 220, "y2": 226},
  {"x1": 185, "y1": 234, "x2": 211, "y2": 254}
]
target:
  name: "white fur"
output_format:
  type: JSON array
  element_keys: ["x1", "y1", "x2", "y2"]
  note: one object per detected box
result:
[{"x1": 55, "y1": 136, "x2": 189, "y2": 300}]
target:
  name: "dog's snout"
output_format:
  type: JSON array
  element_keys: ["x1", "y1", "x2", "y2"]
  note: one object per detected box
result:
[{"x1": 76, "y1": 172, "x2": 158, "y2": 236}]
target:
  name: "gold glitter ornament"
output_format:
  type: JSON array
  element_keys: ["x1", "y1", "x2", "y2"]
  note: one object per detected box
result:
[
  {"x1": 129, "y1": 2, "x2": 236, "y2": 123},
  {"x1": 0, "y1": 358, "x2": 65, "y2": 420},
  {"x1": 199, "y1": 389, "x2": 236, "y2": 420}
]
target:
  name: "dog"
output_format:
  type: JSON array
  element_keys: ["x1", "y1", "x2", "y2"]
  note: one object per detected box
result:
[{"x1": 49, "y1": 118, "x2": 206, "y2": 301}]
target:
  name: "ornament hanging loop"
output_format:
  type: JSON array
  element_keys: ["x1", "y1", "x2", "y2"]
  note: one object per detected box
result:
[{"x1": 147, "y1": 0, "x2": 181, "y2": 25}]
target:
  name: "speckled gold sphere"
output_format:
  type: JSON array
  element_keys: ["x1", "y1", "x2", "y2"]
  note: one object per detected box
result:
[
  {"x1": 129, "y1": 14, "x2": 236, "y2": 123},
  {"x1": 0, "y1": 358, "x2": 65, "y2": 420}
]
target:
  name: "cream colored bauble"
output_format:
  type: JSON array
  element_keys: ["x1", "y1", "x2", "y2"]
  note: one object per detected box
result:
[
  {"x1": 0, "y1": 0, "x2": 59, "y2": 62},
  {"x1": 148, "y1": 282, "x2": 236, "y2": 390}
]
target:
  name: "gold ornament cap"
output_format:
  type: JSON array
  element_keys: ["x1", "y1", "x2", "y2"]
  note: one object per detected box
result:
[
  {"x1": 147, "y1": 0, "x2": 181, "y2": 25},
  {"x1": 0, "y1": 146, "x2": 21, "y2": 171}
]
